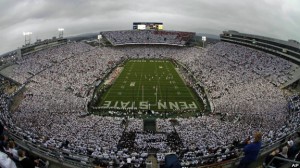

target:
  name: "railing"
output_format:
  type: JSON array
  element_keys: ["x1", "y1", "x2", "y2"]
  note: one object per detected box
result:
[
  {"x1": 265, "y1": 156, "x2": 300, "y2": 168},
  {"x1": 7, "y1": 130, "x2": 94, "y2": 168},
  {"x1": 4, "y1": 118, "x2": 300, "y2": 168},
  {"x1": 8, "y1": 120, "x2": 298, "y2": 168}
]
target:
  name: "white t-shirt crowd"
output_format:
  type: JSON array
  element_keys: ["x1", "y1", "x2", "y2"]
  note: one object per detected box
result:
[{"x1": 1, "y1": 41, "x2": 300, "y2": 166}]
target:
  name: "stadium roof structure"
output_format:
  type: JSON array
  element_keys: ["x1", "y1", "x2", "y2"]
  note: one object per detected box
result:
[
  {"x1": 224, "y1": 30, "x2": 300, "y2": 49},
  {"x1": 220, "y1": 30, "x2": 300, "y2": 65}
]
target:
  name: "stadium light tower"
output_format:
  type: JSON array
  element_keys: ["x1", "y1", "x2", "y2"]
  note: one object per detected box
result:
[
  {"x1": 202, "y1": 36, "x2": 206, "y2": 48},
  {"x1": 58, "y1": 28, "x2": 64, "y2": 38},
  {"x1": 23, "y1": 32, "x2": 32, "y2": 46},
  {"x1": 97, "y1": 35, "x2": 102, "y2": 47}
]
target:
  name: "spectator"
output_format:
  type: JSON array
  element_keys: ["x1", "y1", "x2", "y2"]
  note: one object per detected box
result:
[
  {"x1": 0, "y1": 134, "x2": 8, "y2": 152},
  {"x1": 264, "y1": 148, "x2": 279, "y2": 167},
  {"x1": 238, "y1": 132, "x2": 262, "y2": 168},
  {"x1": 18, "y1": 149, "x2": 41, "y2": 168},
  {"x1": 4, "y1": 140, "x2": 18, "y2": 161},
  {"x1": 0, "y1": 151, "x2": 17, "y2": 168},
  {"x1": 271, "y1": 146, "x2": 289, "y2": 167},
  {"x1": 288, "y1": 140, "x2": 300, "y2": 159},
  {"x1": 0, "y1": 122, "x2": 4, "y2": 135}
]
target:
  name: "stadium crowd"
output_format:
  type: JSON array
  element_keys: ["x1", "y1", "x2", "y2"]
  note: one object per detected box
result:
[
  {"x1": 0, "y1": 38, "x2": 300, "y2": 167},
  {"x1": 101, "y1": 30, "x2": 195, "y2": 46}
]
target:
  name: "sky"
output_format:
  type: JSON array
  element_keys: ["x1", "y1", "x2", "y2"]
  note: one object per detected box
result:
[{"x1": 0, "y1": 0, "x2": 300, "y2": 55}]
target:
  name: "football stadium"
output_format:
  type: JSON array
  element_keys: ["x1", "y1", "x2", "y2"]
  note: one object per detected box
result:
[{"x1": 1, "y1": 20, "x2": 300, "y2": 168}]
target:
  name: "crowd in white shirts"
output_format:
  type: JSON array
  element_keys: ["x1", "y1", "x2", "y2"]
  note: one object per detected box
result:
[
  {"x1": 101, "y1": 30, "x2": 195, "y2": 46},
  {"x1": 0, "y1": 40, "x2": 299, "y2": 167}
]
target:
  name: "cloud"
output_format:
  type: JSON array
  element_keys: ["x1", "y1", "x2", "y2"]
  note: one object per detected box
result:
[{"x1": 0, "y1": 0, "x2": 299, "y2": 54}]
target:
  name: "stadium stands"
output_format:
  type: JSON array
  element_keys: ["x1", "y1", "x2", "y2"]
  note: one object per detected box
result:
[
  {"x1": 1, "y1": 36, "x2": 300, "y2": 167},
  {"x1": 101, "y1": 30, "x2": 195, "y2": 46}
]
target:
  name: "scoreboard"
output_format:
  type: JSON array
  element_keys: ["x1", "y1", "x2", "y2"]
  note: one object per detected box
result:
[{"x1": 133, "y1": 22, "x2": 163, "y2": 30}]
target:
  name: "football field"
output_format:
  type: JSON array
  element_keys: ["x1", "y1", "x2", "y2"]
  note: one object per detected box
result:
[{"x1": 98, "y1": 59, "x2": 203, "y2": 112}]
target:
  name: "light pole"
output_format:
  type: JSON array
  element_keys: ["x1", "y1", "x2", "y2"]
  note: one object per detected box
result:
[
  {"x1": 202, "y1": 36, "x2": 206, "y2": 48},
  {"x1": 97, "y1": 35, "x2": 102, "y2": 47},
  {"x1": 23, "y1": 32, "x2": 32, "y2": 46},
  {"x1": 58, "y1": 28, "x2": 64, "y2": 38}
]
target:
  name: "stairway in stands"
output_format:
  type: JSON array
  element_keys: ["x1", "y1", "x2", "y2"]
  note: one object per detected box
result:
[{"x1": 143, "y1": 118, "x2": 156, "y2": 132}]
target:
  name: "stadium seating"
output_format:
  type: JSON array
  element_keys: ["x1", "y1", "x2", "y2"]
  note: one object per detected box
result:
[
  {"x1": 101, "y1": 30, "x2": 195, "y2": 46},
  {"x1": 1, "y1": 40, "x2": 300, "y2": 167}
]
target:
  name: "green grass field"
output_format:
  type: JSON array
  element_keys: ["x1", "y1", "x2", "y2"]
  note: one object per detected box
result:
[{"x1": 97, "y1": 59, "x2": 203, "y2": 112}]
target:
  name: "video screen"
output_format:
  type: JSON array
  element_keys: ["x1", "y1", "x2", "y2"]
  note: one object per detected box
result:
[{"x1": 133, "y1": 22, "x2": 163, "y2": 30}]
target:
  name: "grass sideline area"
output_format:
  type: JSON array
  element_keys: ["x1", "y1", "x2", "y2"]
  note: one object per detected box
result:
[{"x1": 92, "y1": 59, "x2": 204, "y2": 117}]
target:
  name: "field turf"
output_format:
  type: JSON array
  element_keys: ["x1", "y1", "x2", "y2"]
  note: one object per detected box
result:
[{"x1": 98, "y1": 59, "x2": 203, "y2": 112}]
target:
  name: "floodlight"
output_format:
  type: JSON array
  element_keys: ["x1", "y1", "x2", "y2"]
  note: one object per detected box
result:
[
  {"x1": 23, "y1": 32, "x2": 32, "y2": 36},
  {"x1": 58, "y1": 28, "x2": 64, "y2": 38},
  {"x1": 202, "y1": 36, "x2": 206, "y2": 48},
  {"x1": 23, "y1": 32, "x2": 32, "y2": 45}
]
